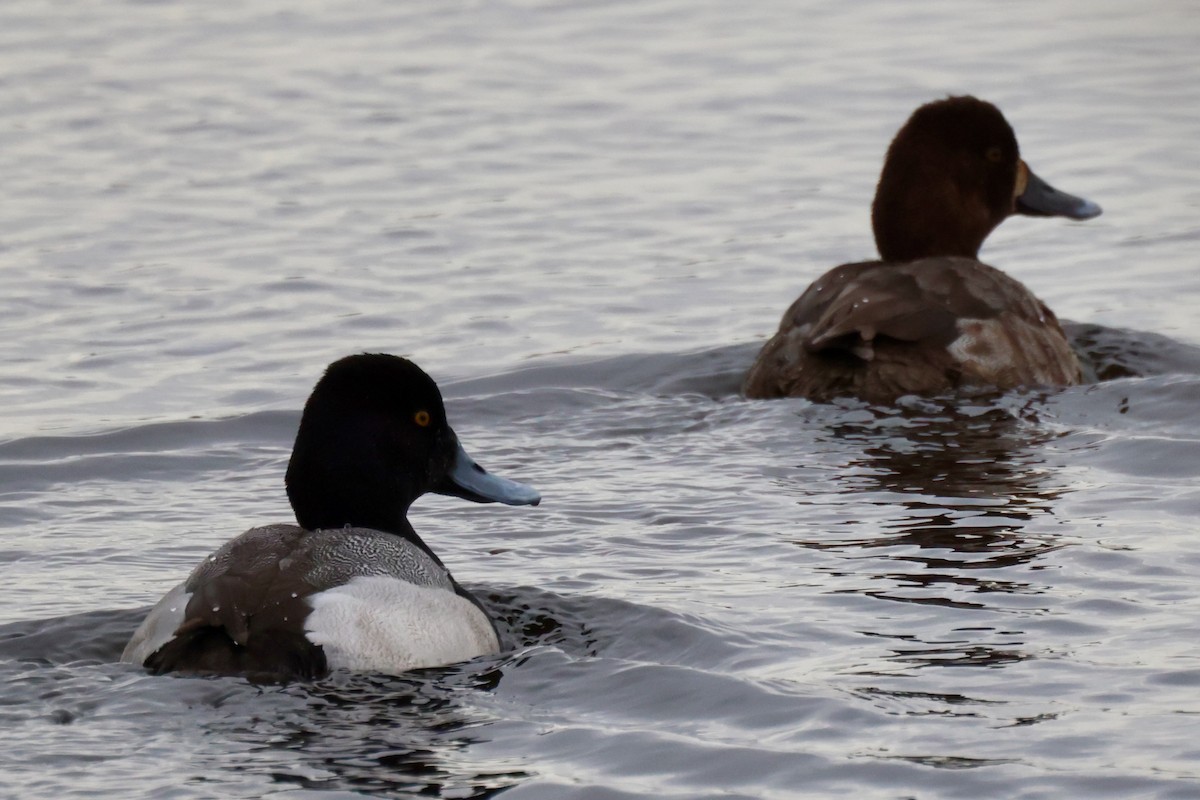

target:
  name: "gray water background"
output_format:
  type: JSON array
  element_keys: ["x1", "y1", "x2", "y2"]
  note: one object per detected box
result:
[{"x1": 2, "y1": 1, "x2": 1199, "y2": 797}]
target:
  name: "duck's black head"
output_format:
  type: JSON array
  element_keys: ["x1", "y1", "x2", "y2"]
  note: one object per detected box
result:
[{"x1": 285, "y1": 353, "x2": 539, "y2": 534}]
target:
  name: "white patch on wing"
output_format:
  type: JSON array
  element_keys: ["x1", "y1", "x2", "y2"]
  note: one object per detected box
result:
[
  {"x1": 121, "y1": 582, "x2": 191, "y2": 666},
  {"x1": 304, "y1": 575, "x2": 500, "y2": 674},
  {"x1": 947, "y1": 318, "x2": 1010, "y2": 378}
]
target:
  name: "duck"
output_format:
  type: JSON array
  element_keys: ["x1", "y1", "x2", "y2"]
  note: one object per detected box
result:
[
  {"x1": 121, "y1": 353, "x2": 540, "y2": 681},
  {"x1": 742, "y1": 95, "x2": 1102, "y2": 403}
]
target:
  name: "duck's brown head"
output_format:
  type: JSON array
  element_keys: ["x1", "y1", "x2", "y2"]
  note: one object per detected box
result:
[{"x1": 871, "y1": 96, "x2": 1100, "y2": 263}]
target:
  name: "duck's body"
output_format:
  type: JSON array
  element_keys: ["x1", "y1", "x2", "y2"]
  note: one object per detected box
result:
[
  {"x1": 742, "y1": 257, "x2": 1083, "y2": 402},
  {"x1": 122, "y1": 354, "x2": 539, "y2": 681},
  {"x1": 122, "y1": 525, "x2": 499, "y2": 679},
  {"x1": 743, "y1": 96, "x2": 1100, "y2": 403}
]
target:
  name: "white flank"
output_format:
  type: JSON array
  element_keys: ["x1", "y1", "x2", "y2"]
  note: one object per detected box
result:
[
  {"x1": 947, "y1": 318, "x2": 1008, "y2": 375},
  {"x1": 304, "y1": 575, "x2": 500, "y2": 674}
]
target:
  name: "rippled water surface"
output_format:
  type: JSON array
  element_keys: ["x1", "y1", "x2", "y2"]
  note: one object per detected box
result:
[{"x1": 2, "y1": 1, "x2": 1199, "y2": 798}]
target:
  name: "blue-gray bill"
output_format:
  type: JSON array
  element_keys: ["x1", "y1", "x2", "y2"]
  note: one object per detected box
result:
[
  {"x1": 442, "y1": 439, "x2": 541, "y2": 506},
  {"x1": 1017, "y1": 167, "x2": 1102, "y2": 220}
]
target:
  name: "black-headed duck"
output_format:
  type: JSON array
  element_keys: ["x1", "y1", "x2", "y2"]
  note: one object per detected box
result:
[
  {"x1": 742, "y1": 96, "x2": 1101, "y2": 402},
  {"x1": 122, "y1": 353, "x2": 540, "y2": 681}
]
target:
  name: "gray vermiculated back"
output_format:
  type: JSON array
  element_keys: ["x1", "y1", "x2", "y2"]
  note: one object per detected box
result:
[
  {"x1": 301, "y1": 527, "x2": 453, "y2": 592},
  {"x1": 185, "y1": 524, "x2": 452, "y2": 595}
]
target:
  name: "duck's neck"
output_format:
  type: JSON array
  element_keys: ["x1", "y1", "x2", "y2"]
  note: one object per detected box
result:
[
  {"x1": 290, "y1": 488, "x2": 414, "y2": 539},
  {"x1": 289, "y1": 490, "x2": 442, "y2": 562},
  {"x1": 286, "y1": 457, "x2": 424, "y2": 540},
  {"x1": 871, "y1": 171, "x2": 999, "y2": 263}
]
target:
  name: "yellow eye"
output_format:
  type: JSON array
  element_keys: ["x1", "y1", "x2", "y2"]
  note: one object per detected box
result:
[
  {"x1": 986, "y1": 146, "x2": 1004, "y2": 163},
  {"x1": 414, "y1": 410, "x2": 431, "y2": 427}
]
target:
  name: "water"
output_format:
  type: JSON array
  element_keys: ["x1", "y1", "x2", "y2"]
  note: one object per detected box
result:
[{"x1": 2, "y1": 0, "x2": 1199, "y2": 797}]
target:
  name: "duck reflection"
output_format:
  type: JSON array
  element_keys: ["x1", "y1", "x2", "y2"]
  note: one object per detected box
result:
[
  {"x1": 205, "y1": 665, "x2": 523, "y2": 799},
  {"x1": 818, "y1": 394, "x2": 1065, "y2": 568},
  {"x1": 795, "y1": 394, "x2": 1072, "y2": 678}
]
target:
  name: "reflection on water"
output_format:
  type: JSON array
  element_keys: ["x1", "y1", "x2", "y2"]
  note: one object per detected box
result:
[
  {"x1": 855, "y1": 402, "x2": 1065, "y2": 579},
  {"x1": 840, "y1": 395, "x2": 1061, "y2": 497},
  {"x1": 851, "y1": 686, "x2": 1004, "y2": 717},
  {"x1": 210, "y1": 670, "x2": 524, "y2": 799},
  {"x1": 791, "y1": 396, "x2": 1073, "y2": 680},
  {"x1": 802, "y1": 395, "x2": 1068, "y2": 565}
]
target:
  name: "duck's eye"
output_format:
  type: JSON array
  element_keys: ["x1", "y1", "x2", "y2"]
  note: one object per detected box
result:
[
  {"x1": 413, "y1": 410, "x2": 431, "y2": 427},
  {"x1": 985, "y1": 146, "x2": 1004, "y2": 163}
]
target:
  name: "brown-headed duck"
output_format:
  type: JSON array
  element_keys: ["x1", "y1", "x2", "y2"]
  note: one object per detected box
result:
[
  {"x1": 742, "y1": 95, "x2": 1101, "y2": 402},
  {"x1": 122, "y1": 353, "x2": 540, "y2": 681}
]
